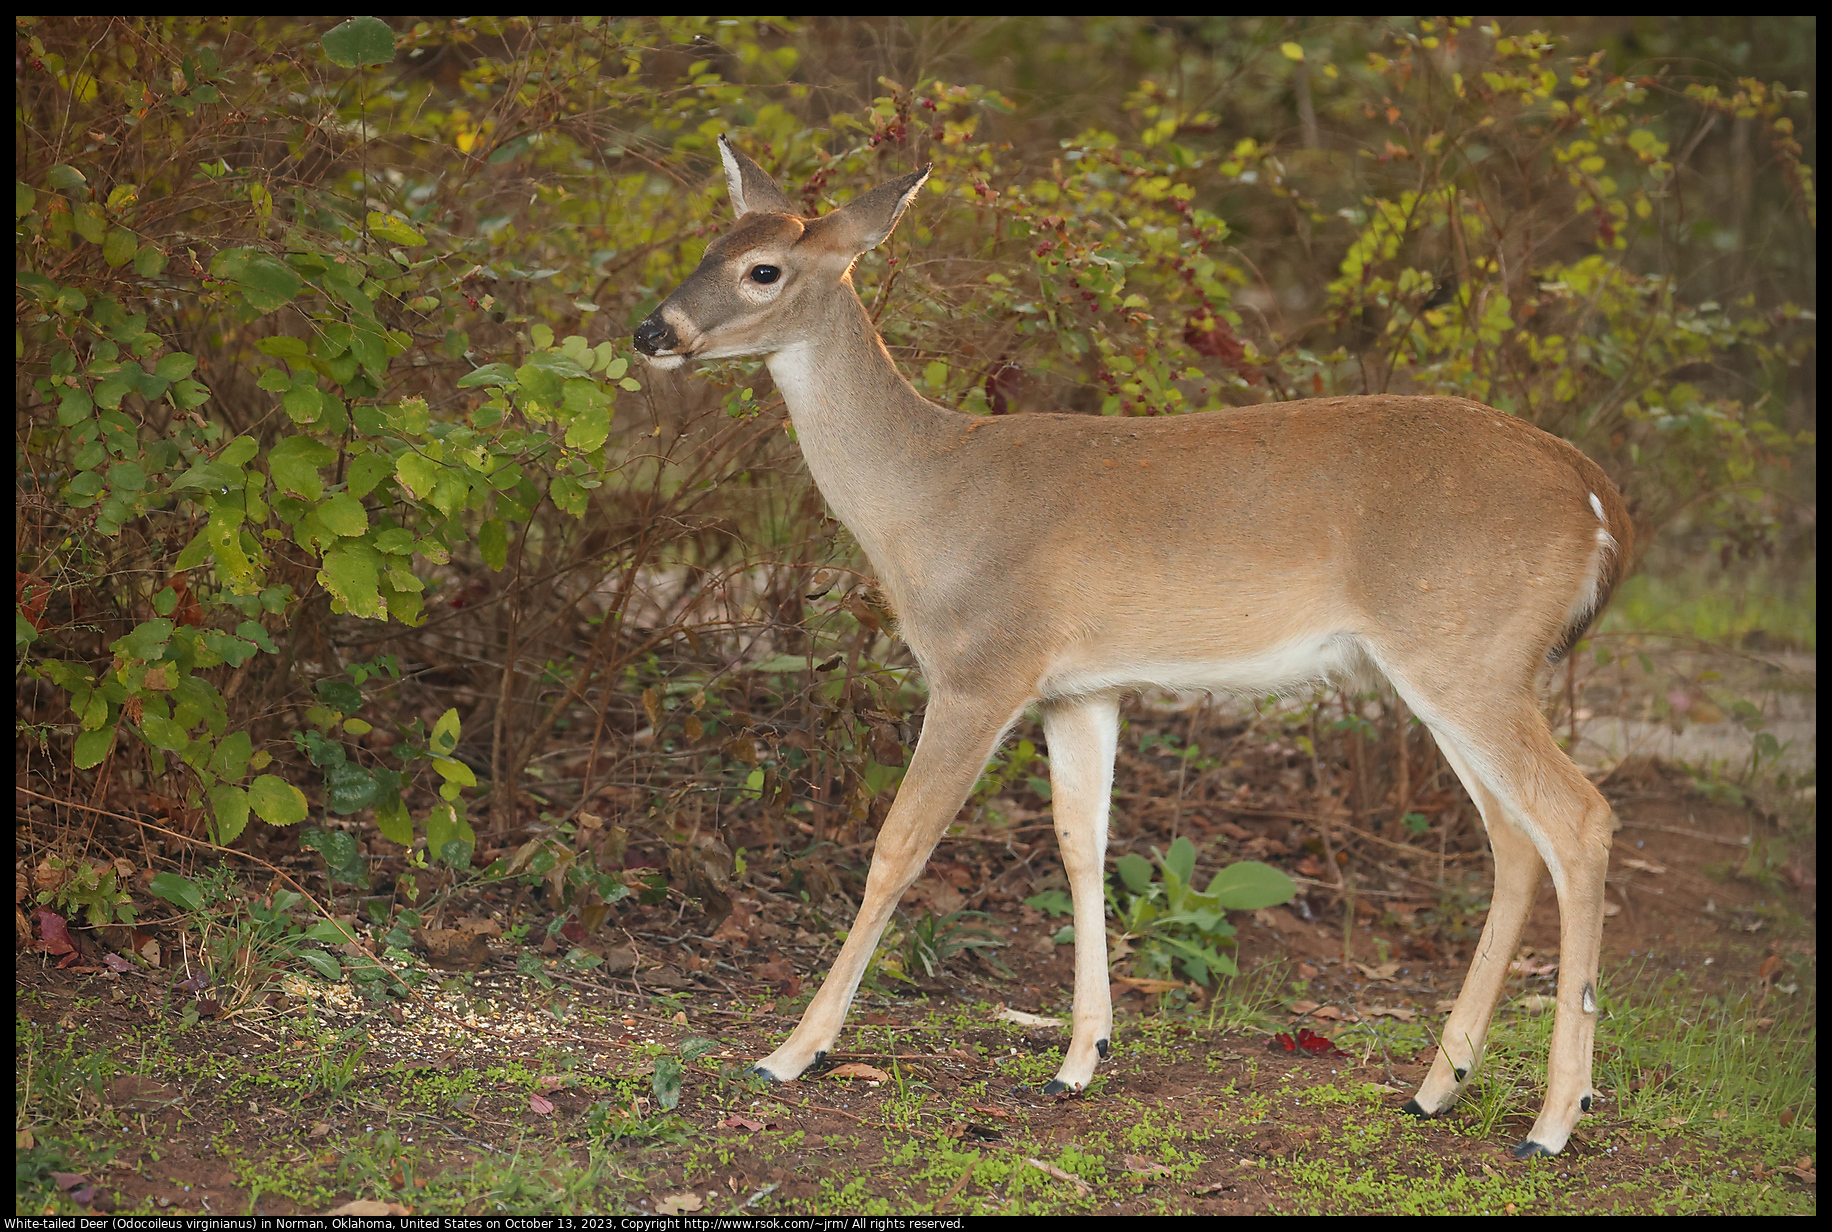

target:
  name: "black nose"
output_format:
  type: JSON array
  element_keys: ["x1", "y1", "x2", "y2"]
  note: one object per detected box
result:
[{"x1": 633, "y1": 315, "x2": 676, "y2": 356}]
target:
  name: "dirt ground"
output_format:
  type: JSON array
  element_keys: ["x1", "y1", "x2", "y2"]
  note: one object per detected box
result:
[{"x1": 15, "y1": 742, "x2": 1816, "y2": 1216}]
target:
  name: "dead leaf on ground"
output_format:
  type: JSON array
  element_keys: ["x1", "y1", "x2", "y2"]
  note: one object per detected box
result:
[
  {"x1": 1361, "y1": 1005, "x2": 1416, "y2": 1023},
  {"x1": 1310, "y1": 1005, "x2": 1346, "y2": 1022},
  {"x1": 655, "y1": 1193, "x2": 703, "y2": 1215},
  {"x1": 717, "y1": 1114, "x2": 770, "y2": 1132},
  {"x1": 529, "y1": 1093, "x2": 556, "y2": 1115},
  {"x1": 1621, "y1": 857, "x2": 1669, "y2": 874},
  {"x1": 1290, "y1": 999, "x2": 1321, "y2": 1015},
  {"x1": 995, "y1": 1006, "x2": 1065, "y2": 1028},
  {"x1": 1125, "y1": 1154, "x2": 1175, "y2": 1178},
  {"x1": 413, "y1": 927, "x2": 491, "y2": 970},
  {"x1": 327, "y1": 1200, "x2": 411, "y2": 1215},
  {"x1": 827, "y1": 1062, "x2": 890, "y2": 1083},
  {"x1": 1353, "y1": 960, "x2": 1401, "y2": 982},
  {"x1": 1112, "y1": 976, "x2": 1185, "y2": 995},
  {"x1": 1025, "y1": 1157, "x2": 1092, "y2": 1198}
]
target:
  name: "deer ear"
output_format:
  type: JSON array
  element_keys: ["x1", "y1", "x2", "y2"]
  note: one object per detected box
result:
[
  {"x1": 719, "y1": 135, "x2": 795, "y2": 217},
  {"x1": 801, "y1": 167, "x2": 931, "y2": 258}
]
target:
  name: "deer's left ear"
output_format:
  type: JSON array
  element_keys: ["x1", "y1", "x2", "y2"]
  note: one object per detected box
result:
[
  {"x1": 719, "y1": 135, "x2": 795, "y2": 217},
  {"x1": 801, "y1": 167, "x2": 930, "y2": 258}
]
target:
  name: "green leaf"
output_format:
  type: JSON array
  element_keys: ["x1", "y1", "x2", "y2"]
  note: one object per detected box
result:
[
  {"x1": 208, "y1": 784, "x2": 251, "y2": 842},
  {"x1": 234, "y1": 620, "x2": 279, "y2": 653},
  {"x1": 431, "y1": 756, "x2": 475, "y2": 787},
  {"x1": 73, "y1": 202, "x2": 107, "y2": 244},
  {"x1": 56, "y1": 387, "x2": 93, "y2": 426},
  {"x1": 652, "y1": 1055, "x2": 684, "y2": 1110},
  {"x1": 139, "y1": 713, "x2": 192, "y2": 752},
  {"x1": 148, "y1": 871, "x2": 206, "y2": 913},
  {"x1": 208, "y1": 731, "x2": 254, "y2": 781},
  {"x1": 325, "y1": 762, "x2": 380, "y2": 814},
  {"x1": 366, "y1": 210, "x2": 426, "y2": 246},
  {"x1": 1116, "y1": 852, "x2": 1156, "y2": 895},
  {"x1": 320, "y1": 542, "x2": 385, "y2": 619},
  {"x1": 248, "y1": 774, "x2": 309, "y2": 825},
  {"x1": 47, "y1": 164, "x2": 89, "y2": 194},
  {"x1": 17, "y1": 180, "x2": 36, "y2": 217},
  {"x1": 74, "y1": 725, "x2": 116, "y2": 769},
  {"x1": 1204, "y1": 861, "x2": 1298, "y2": 911},
  {"x1": 155, "y1": 352, "x2": 198, "y2": 382},
  {"x1": 147, "y1": 872, "x2": 207, "y2": 909},
  {"x1": 373, "y1": 793, "x2": 412, "y2": 845},
  {"x1": 456, "y1": 362, "x2": 515, "y2": 389},
  {"x1": 235, "y1": 254, "x2": 304, "y2": 313},
  {"x1": 322, "y1": 15, "x2": 396, "y2": 68},
  {"x1": 395, "y1": 452, "x2": 438, "y2": 499},
  {"x1": 114, "y1": 618, "x2": 174, "y2": 660},
  {"x1": 220, "y1": 435, "x2": 259, "y2": 467},
  {"x1": 133, "y1": 246, "x2": 167, "y2": 277},
  {"x1": 478, "y1": 517, "x2": 508, "y2": 571},
  {"x1": 268, "y1": 435, "x2": 336, "y2": 499},
  {"x1": 1024, "y1": 889, "x2": 1073, "y2": 918},
  {"x1": 102, "y1": 226, "x2": 138, "y2": 267},
  {"x1": 345, "y1": 452, "x2": 393, "y2": 498},
  {"x1": 298, "y1": 949, "x2": 342, "y2": 980},
  {"x1": 429, "y1": 707, "x2": 461, "y2": 756},
  {"x1": 256, "y1": 335, "x2": 311, "y2": 362},
  {"x1": 316, "y1": 491, "x2": 369, "y2": 537},
  {"x1": 282, "y1": 383, "x2": 322, "y2": 424},
  {"x1": 1163, "y1": 836, "x2": 1197, "y2": 885}
]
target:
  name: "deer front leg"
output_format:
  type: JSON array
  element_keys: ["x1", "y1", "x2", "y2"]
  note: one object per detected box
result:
[
  {"x1": 752, "y1": 691, "x2": 1024, "y2": 1083},
  {"x1": 1039, "y1": 693, "x2": 1120, "y2": 1094}
]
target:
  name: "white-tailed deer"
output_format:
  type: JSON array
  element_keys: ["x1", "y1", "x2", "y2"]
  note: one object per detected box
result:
[{"x1": 633, "y1": 137, "x2": 1632, "y2": 1158}]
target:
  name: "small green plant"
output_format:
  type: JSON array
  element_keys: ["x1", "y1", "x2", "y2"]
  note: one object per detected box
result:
[
  {"x1": 35, "y1": 856, "x2": 136, "y2": 927},
  {"x1": 1108, "y1": 837, "x2": 1296, "y2": 985},
  {"x1": 902, "y1": 909, "x2": 1010, "y2": 979}
]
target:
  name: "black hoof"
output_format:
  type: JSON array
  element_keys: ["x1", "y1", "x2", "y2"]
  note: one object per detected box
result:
[
  {"x1": 1042, "y1": 1080, "x2": 1071, "y2": 1096},
  {"x1": 1400, "y1": 1099, "x2": 1431, "y2": 1119},
  {"x1": 1580, "y1": 1095, "x2": 1592, "y2": 1112},
  {"x1": 1453, "y1": 1065, "x2": 1468, "y2": 1082},
  {"x1": 1096, "y1": 1038, "x2": 1110, "y2": 1059},
  {"x1": 748, "y1": 1066, "x2": 780, "y2": 1083},
  {"x1": 1511, "y1": 1139, "x2": 1555, "y2": 1160}
]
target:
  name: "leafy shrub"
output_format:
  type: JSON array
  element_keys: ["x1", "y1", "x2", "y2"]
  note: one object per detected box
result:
[{"x1": 1108, "y1": 838, "x2": 1297, "y2": 984}]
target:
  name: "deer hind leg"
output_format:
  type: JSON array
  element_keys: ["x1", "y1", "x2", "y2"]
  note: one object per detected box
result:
[
  {"x1": 1405, "y1": 701, "x2": 1613, "y2": 1158},
  {"x1": 1038, "y1": 693, "x2": 1120, "y2": 1094},
  {"x1": 751, "y1": 690, "x2": 1024, "y2": 1083},
  {"x1": 1403, "y1": 739, "x2": 1545, "y2": 1120}
]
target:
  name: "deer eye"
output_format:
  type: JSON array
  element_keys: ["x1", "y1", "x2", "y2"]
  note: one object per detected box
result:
[{"x1": 749, "y1": 264, "x2": 781, "y2": 285}]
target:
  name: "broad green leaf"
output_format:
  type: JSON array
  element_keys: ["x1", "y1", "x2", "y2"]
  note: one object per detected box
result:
[
  {"x1": 366, "y1": 211, "x2": 426, "y2": 246},
  {"x1": 564, "y1": 403, "x2": 610, "y2": 452},
  {"x1": 47, "y1": 164, "x2": 88, "y2": 193},
  {"x1": 1164, "y1": 836, "x2": 1197, "y2": 885},
  {"x1": 208, "y1": 730, "x2": 254, "y2": 781},
  {"x1": 256, "y1": 335, "x2": 311, "y2": 362},
  {"x1": 396, "y1": 452, "x2": 438, "y2": 499},
  {"x1": 325, "y1": 762, "x2": 380, "y2": 814},
  {"x1": 316, "y1": 491, "x2": 369, "y2": 537},
  {"x1": 373, "y1": 792, "x2": 412, "y2": 845},
  {"x1": 208, "y1": 784, "x2": 251, "y2": 843},
  {"x1": 114, "y1": 618, "x2": 174, "y2": 660},
  {"x1": 102, "y1": 226, "x2": 137, "y2": 267},
  {"x1": 149, "y1": 871, "x2": 206, "y2": 913},
  {"x1": 1204, "y1": 861, "x2": 1298, "y2": 911},
  {"x1": 345, "y1": 451, "x2": 393, "y2": 498},
  {"x1": 74, "y1": 725, "x2": 116, "y2": 769},
  {"x1": 429, "y1": 707, "x2": 461, "y2": 755},
  {"x1": 652, "y1": 1055, "x2": 684, "y2": 1110},
  {"x1": 322, "y1": 16, "x2": 396, "y2": 68},
  {"x1": 478, "y1": 517, "x2": 508, "y2": 571},
  {"x1": 248, "y1": 773, "x2": 308, "y2": 825},
  {"x1": 235, "y1": 254, "x2": 303, "y2": 313},
  {"x1": 139, "y1": 713, "x2": 191, "y2": 751},
  {"x1": 154, "y1": 352, "x2": 198, "y2": 382},
  {"x1": 73, "y1": 202, "x2": 107, "y2": 244},
  {"x1": 297, "y1": 950, "x2": 342, "y2": 980},
  {"x1": 1115, "y1": 851, "x2": 1155, "y2": 895},
  {"x1": 432, "y1": 756, "x2": 475, "y2": 787},
  {"x1": 282, "y1": 383, "x2": 323, "y2": 424},
  {"x1": 133, "y1": 246, "x2": 167, "y2": 277},
  {"x1": 234, "y1": 620, "x2": 279, "y2": 653},
  {"x1": 320, "y1": 541, "x2": 385, "y2": 618},
  {"x1": 220, "y1": 435, "x2": 259, "y2": 467},
  {"x1": 456, "y1": 362, "x2": 514, "y2": 388},
  {"x1": 16, "y1": 180, "x2": 36, "y2": 217},
  {"x1": 268, "y1": 435, "x2": 336, "y2": 498}
]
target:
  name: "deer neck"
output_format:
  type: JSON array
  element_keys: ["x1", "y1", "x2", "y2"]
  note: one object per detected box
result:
[{"x1": 764, "y1": 283, "x2": 959, "y2": 581}]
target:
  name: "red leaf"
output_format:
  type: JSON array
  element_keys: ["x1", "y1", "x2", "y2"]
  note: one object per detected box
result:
[
  {"x1": 529, "y1": 1093, "x2": 556, "y2": 1116},
  {"x1": 1267, "y1": 1028, "x2": 1346, "y2": 1058},
  {"x1": 717, "y1": 1114, "x2": 768, "y2": 1132},
  {"x1": 34, "y1": 909, "x2": 75, "y2": 956}
]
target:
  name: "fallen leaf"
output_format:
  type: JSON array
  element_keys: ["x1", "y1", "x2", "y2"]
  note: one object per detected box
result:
[
  {"x1": 101, "y1": 952, "x2": 133, "y2": 973},
  {"x1": 326, "y1": 1200, "x2": 410, "y2": 1216},
  {"x1": 1516, "y1": 994, "x2": 1557, "y2": 1014},
  {"x1": 1124, "y1": 1154, "x2": 1175, "y2": 1178},
  {"x1": 826, "y1": 1062, "x2": 890, "y2": 1083},
  {"x1": 1113, "y1": 976, "x2": 1185, "y2": 995},
  {"x1": 1290, "y1": 999, "x2": 1321, "y2": 1015},
  {"x1": 655, "y1": 1193, "x2": 703, "y2": 1215},
  {"x1": 50, "y1": 1171, "x2": 87, "y2": 1192},
  {"x1": 1267, "y1": 1029, "x2": 1346, "y2": 1058},
  {"x1": 996, "y1": 1006, "x2": 1066, "y2": 1028},
  {"x1": 717, "y1": 1114, "x2": 769, "y2": 1132},
  {"x1": 536, "y1": 1074, "x2": 571, "y2": 1093},
  {"x1": 672, "y1": 1010, "x2": 689, "y2": 1025},
  {"x1": 529, "y1": 1093, "x2": 556, "y2": 1115},
  {"x1": 1296, "y1": 962, "x2": 1318, "y2": 979},
  {"x1": 1758, "y1": 954, "x2": 1787, "y2": 983},
  {"x1": 1508, "y1": 957, "x2": 1559, "y2": 977},
  {"x1": 1602, "y1": 900, "x2": 1621, "y2": 917},
  {"x1": 308, "y1": 1122, "x2": 332, "y2": 1139},
  {"x1": 969, "y1": 1104, "x2": 1017, "y2": 1120},
  {"x1": 1025, "y1": 1157, "x2": 1092, "y2": 1198},
  {"x1": 1362, "y1": 1005, "x2": 1416, "y2": 1023},
  {"x1": 1621, "y1": 857, "x2": 1668, "y2": 875},
  {"x1": 1310, "y1": 1005, "x2": 1346, "y2": 1022},
  {"x1": 1353, "y1": 961, "x2": 1401, "y2": 982},
  {"x1": 33, "y1": 909, "x2": 75, "y2": 956}
]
